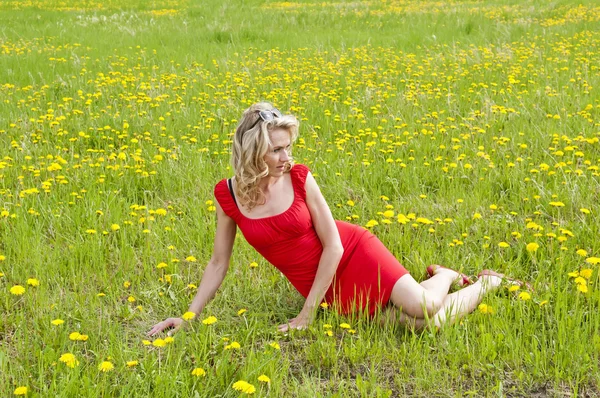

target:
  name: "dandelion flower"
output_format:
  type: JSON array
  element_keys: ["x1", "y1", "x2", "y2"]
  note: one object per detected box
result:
[
  {"x1": 577, "y1": 284, "x2": 588, "y2": 293},
  {"x1": 258, "y1": 375, "x2": 271, "y2": 383},
  {"x1": 478, "y1": 303, "x2": 494, "y2": 314},
  {"x1": 585, "y1": 257, "x2": 600, "y2": 265},
  {"x1": 237, "y1": 308, "x2": 247, "y2": 316},
  {"x1": 269, "y1": 342, "x2": 280, "y2": 350},
  {"x1": 51, "y1": 319, "x2": 64, "y2": 326},
  {"x1": 498, "y1": 242, "x2": 510, "y2": 248},
  {"x1": 339, "y1": 323, "x2": 351, "y2": 329},
  {"x1": 110, "y1": 224, "x2": 120, "y2": 231},
  {"x1": 232, "y1": 380, "x2": 256, "y2": 395},
  {"x1": 202, "y1": 316, "x2": 217, "y2": 325},
  {"x1": 98, "y1": 361, "x2": 114, "y2": 372},
  {"x1": 365, "y1": 220, "x2": 379, "y2": 228},
  {"x1": 518, "y1": 292, "x2": 531, "y2": 301},
  {"x1": 126, "y1": 360, "x2": 139, "y2": 367},
  {"x1": 10, "y1": 285, "x2": 25, "y2": 295},
  {"x1": 192, "y1": 367, "x2": 206, "y2": 377},
  {"x1": 576, "y1": 249, "x2": 588, "y2": 257},
  {"x1": 508, "y1": 285, "x2": 520, "y2": 292},
  {"x1": 13, "y1": 386, "x2": 28, "y2": 395},
  {"x1": 152, "y1": 339, "x2": 166, "y2": 347},
  {"x1": 249, "y1": 262, "x2": 258, "y2": 268},
  {"x1": 185, "y1": 256, "x2": 197, "y2": 262},
  {"x1": 59, "y1": 353, "x2": 79, "y2": 368},
  {"x1": 526, "y1": 242, "x2": 539, "y2": 252},
  {"x1": 156, "y1": 262, "x2": 168, "y2": 269},
  {"x1": 26, "y1": 278, "x2": 40, "y2": 287},
  {"x1": 580, "y1": 269, "x2": 593, "y2": 279},
  {"x1": 182, "y1": 311, "x2": 196, "y2": 321},
  {"x1": 224, "y1": 341, "x2": 240, "y2": 350}
]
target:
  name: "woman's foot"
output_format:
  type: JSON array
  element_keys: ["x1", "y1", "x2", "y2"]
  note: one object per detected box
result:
[
  {"x1": 478, "y1": 269, "x2": 532, "y2": 290},
  {"x1": 426, "y1": 264, "x2": 473, "y2": 287}
]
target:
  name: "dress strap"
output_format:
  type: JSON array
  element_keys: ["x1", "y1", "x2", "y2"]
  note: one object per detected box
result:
[{"x1": 227, "y1": 178, "x2": 239, "y2": 208}]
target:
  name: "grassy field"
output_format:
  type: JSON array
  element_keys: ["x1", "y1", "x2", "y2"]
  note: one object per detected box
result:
[{"x1": 1, "y1": 0, "x2": 600, "y2": 396}]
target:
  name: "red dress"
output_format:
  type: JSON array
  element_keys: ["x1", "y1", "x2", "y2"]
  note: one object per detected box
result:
[{"x1": 213, "y1": 164, "x2": 409, "y2": 316}]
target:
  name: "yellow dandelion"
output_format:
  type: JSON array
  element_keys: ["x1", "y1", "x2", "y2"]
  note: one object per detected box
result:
[
  {"x1": 182, "y1": 311, "x2": 196, "y2": 321},
  {"x1": 478, "y1": 303, "x2": 494, "y2": 314},
  {"x1": 249, "y1": 261, "x2": 258, "y2": 268},
  {"x1": 585, "y1": 257, "x2": 600, "y2": 265},
  {"x1": 508, "y1": 285, "x2": 520, "y2": 292},
  {"x1": 202, "y1": 316, "x2": 217, "y2": 325},
  {"x1": 498, "y1": 242, "x2": 510, "y2": 248},
  {"x1": 26, "y1": 278, "x2": 40, "y2": 287},
  {"x1": 192, "y1": 367, "x2": 206, "y2": 377},
  {"x1": 339, "y1": 323, "x2": 351, "y2": 329},
  {"x1": 365, "y1": 220, "x2": 379, "y2": 228},
  {"x1": 13, "y1": 386, "x2": 28, "y2": 395},
  {"x1": 526, "y1": 242, "x2": 539, "y2": 252},
  {"x1": 580, "y1": 269, "x2": 593, "y2": 279},
  {"x1": 156, "y1": 262, "x2": 168, "y2": 269},
  {"x1": 237, "y1": 308, "x2": 247, "y2": 316},
  {"x1": 98, "y1": 361, "x2": 114, "y2": 372},
  {"x1": 59, "y1": 353, "x2": 79, "y2": 368},
  {"x1": 580, "y1": 208, "x2": 590, "y2": 214},
  {"x1": 152, "y1": 339, "x2": 166, "y2": 347},
  {"x1": 126, "y1": 360, "x2": 139, "y2": 367},
  {"x1": 185, "y1": 256, "x2": 197, "y2": 262},
  {"x1": 110, "y1": 224, "x2": 120, "y2": 231},
  {"x1": 10, "y1": 285, "x2": 25, "y2": 295},
  {"x1": 224, "y1": 341, "x2": 240, "y2": 350},
  {"x1": 258, "y1": 375, "x2": 271, "y2": 383},
  {"x1": 51, "y1": 319, "x2": 64, "y2": 326},
  {"x1": 576, "y1": 249, "x2": 588, "y2": 257},
  {"x1": 577, "y1": 284, "x2": 588, "y2": 293},
  {"x1": 269, "y1": 342, "x2": 280, "y2": 350},
  {"x1": 232, "y1": 380, "x2": 256, "y2": 395},
  {"x1": 518, "y1": 292, "x2": 531, "y2": 301}
]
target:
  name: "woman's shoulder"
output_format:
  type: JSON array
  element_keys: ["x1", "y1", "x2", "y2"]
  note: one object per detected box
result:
[
  {"x1": 290, "y1": 163, "x2": 310, "y2": 194},
  {"x1": 213, "y1": 178, "x2": 230, "y2": 201},
  {"x1": 290, "y1": 163, "x2": 310, "y2": 178}
]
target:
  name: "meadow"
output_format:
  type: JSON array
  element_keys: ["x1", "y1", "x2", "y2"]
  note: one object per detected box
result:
[{"x1": 1, "y1": 0, "x2": 600, "y2": 396}]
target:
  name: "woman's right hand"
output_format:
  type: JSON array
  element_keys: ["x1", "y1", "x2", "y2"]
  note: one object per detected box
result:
[{"x1": 147, "y1": 317, "x2": 184, "y2": 337}]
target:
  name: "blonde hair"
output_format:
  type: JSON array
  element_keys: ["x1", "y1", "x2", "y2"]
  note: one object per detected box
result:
[{"x1": 231, "y1": 102, "x2": 299, "y2": 211}]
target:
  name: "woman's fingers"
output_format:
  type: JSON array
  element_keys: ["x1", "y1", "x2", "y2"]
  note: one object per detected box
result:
[{"x1": 148, "y1": 318, "x2": 180, "y2": 336}]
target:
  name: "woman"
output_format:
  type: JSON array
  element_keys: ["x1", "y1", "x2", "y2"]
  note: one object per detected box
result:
[{"x1": 149, "y1": 102, "x2": 513, "y2": 336}]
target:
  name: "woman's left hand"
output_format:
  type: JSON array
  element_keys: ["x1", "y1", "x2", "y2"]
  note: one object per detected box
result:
[{"x1": 278, "y1": 311, "x2": 312, "y2": 332}]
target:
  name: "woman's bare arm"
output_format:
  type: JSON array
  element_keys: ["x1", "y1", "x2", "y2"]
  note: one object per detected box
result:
[
  {"x1": 278, "y1": 171, "x2": 344, "y2": 332},
  {"x1": 148, "y1": 200, "x2": 236, "y2": 336}
]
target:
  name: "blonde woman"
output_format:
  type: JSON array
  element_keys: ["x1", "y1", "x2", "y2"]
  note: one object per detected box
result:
[{"x1": 149, "y1": 102, "x2": 516, "y2": 336}]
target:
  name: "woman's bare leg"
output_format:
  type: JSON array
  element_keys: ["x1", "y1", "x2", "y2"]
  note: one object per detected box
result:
[
  {"x1": 389, "y1": 268, "x2": 460, "y2": 318},
  {"x1": 430, "y1": 274, "x2": 502, "y2": 327},
  {"x1": 386, "y1": 274, "x2": 503, "y2": 330}
]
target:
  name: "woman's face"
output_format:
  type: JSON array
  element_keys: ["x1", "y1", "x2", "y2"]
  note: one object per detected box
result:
[{"x1": 263, "y1": 127, "x2": 291, "y2": 177}]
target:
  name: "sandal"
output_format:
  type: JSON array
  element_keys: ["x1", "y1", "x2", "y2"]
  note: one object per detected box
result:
[
  {"x1": 426, "y1": 264, "x2": 473, "y2": 287},
  {"x1": 478, "y1": 269, "x2": 533, "y2": 291}
]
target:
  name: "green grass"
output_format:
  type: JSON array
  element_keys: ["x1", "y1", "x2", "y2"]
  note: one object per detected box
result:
[{"x1": 1, "y1": 0, "x2": 600, "y2": 396}]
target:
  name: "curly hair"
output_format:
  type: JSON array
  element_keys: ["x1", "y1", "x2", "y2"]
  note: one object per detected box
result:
[{"x1": 231, "y1": 102, "x2": 299, "y2": 211}]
